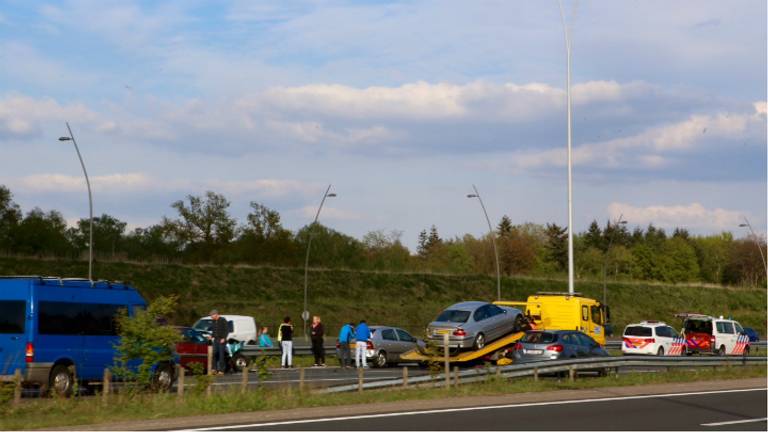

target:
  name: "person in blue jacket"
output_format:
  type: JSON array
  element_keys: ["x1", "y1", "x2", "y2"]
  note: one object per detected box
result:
[
  {"x1": 337, "y1": 322, "x2": 354, "y2": 369},
  {"x1": 258, "y1": 326, "x2": 273, "y2": 347},
  {"x1": 354, "y1": 320, "x2": 371, "y2": 369}
]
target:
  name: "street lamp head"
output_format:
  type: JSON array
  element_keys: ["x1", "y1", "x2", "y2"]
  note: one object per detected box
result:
[
  {"x1": 467, "y1": 194, "x2": 478, "y2": 198},
  {"x1": 58, "y1": 136, "x2": 72, "y2": 141},
  {"x1": 326, "y1": 193, "x2": 337, "y2": 198},
  {"x1": 619, "y1": 220, "x2": 627, "y2": 225},
  {"x1": 738, "y1": 223, "x2": 748, "y2": 227}
]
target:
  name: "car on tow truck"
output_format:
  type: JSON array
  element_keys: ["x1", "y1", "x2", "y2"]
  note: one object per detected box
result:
[
  {"x1": 510, "y1": 330, "x2": 609, "y2": 364},
  {"x1": 427, "y1": 301, "x2": 523, "y2": 351}
]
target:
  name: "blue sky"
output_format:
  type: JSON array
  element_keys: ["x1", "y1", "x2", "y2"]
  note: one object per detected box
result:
[{"x1": 0, "y1": 0, "x2": 765, "y2": 249}]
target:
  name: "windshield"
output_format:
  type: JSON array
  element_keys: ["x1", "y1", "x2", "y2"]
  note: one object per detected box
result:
[
  {"x1": 193, "y1": 319, "x2": 213, "y2": 332},
  {"x1": 522, "y1": 332, "x2": 557, "y2": 344},
  {"x1": 624, "y1": 326, "x2": 652, "y2": 337},
  {"x1": 435, "y1": 310, "x2": 471, "y2": 323}
]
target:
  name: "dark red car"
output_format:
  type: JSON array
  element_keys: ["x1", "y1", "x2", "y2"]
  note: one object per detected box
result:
[{"x1": 175, "y1": 326, "x2": 210, "y2": 372}]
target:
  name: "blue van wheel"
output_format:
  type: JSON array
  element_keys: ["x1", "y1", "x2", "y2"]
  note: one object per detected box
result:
[{"x1": 49, "y1": 364, "x2": 74, "y2": 397}]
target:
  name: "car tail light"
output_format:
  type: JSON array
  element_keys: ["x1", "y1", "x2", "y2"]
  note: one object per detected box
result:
[
  {"x1": 453, "y1": 329, "x2": 466, "y2": 337},
  {"x1": 546, "y1": 344, "x2": 564, "y2": 352},
  {"x1": 25, "y1": 342, "x2": 34, "y2": 363},
  {"x1": 514, "y1": 342, "x2": 523, "y2": 351},
  {"x1": 710, "y1": 335, "x2": 716, "y2": 345},
  {"x1": 366, "y1": 341, "x2": 374, "y2": 350},
  {"x1": 644, "y1": 338, "x2": 655, "y2": 343}
]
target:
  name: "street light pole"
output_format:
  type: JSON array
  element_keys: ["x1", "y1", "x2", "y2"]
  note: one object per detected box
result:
[
  {"x1": 602, "y1": 214, "x2": 627, "y2": 305},
  {"x1": 59, "y1": 122, "x2": 93, "y2": 281},
  {"x1": 467, "y1": 185, "x2": 502, "y2": 301},
  {"x1": 738, "y1": 217, "x2": 768, "y2": 281},
  {"x1": 558, "y1": 0, "x2": 575, "y2": 295},
  {"x1": 303, "y1": 184, "x2": 336, "y2": 340}
]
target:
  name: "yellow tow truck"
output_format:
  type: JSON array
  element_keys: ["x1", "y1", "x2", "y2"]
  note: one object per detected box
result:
[{"x1": 401, "y1": 292, "x2": 609, "y2": 365}]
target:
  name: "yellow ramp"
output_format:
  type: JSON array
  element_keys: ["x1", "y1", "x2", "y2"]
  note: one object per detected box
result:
[{"x1": 401, "y1": 331, "x2": 525, "y2": 363}]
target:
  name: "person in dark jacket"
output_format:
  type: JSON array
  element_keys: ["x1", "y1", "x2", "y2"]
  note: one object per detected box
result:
[
  {"x1": 279, "y1": 316, "x2": 294, "y2": 368},
  {"x1": 310, "y1": 315, "x2": 325, "y2": 366},
  {"x1": 210, "y1": 309, "x2": 229, "y2": 375}
]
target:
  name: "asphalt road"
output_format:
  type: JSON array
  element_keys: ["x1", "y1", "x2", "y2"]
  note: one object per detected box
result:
[{"x1": 196, "y1": 388, "x2": 767, "y2": 431}]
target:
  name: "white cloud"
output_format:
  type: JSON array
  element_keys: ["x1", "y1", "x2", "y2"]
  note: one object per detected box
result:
[
  {"x1": 0, "y1": 94, "x2": 104, "y2": 138},
  {"x1": 16, "y1": 173, "x2": 152, "y2": 193},
  {"x1": 608, "y1": 202, "x2": 744, "y2": 231},
  {"x1": 299, "y1": 205, "x2": 362, "y2": 221}
]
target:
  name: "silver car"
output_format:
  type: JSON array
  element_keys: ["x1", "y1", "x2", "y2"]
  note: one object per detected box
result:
[
  {"x1": 361, "y1": 326, "x2": 426, "y2": 368},
  {"x1": 427, "y1": 301, "x2": 523, "y2": 350},
  {"x1": 511, "y1": 330, "x2": 609, "y2": 363}
]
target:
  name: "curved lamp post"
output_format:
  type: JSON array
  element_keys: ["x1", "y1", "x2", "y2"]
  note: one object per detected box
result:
[
  {"x1": 738, "y1": 217, "x2": 768, "y2": 281},
  {"x1": 303, "y1": 184, "x2": 336, "y2": 339},
  {"x1": 602, "y1": 214, "x2": 627, "y2": 305},
  {"x1": 59, "y1": 122, "x2": 93, "y2": 281},
  {"x1": 467, "y1": 185, "x2": 501, "y2": 301},
  {"x1": 558, "y1": 0, "x2": 576, "y2": 295}
]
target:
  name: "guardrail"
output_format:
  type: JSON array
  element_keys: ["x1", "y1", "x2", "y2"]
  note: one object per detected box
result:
[{"x1": 321, "y1": 355, "x2": 767, "y2": 393}]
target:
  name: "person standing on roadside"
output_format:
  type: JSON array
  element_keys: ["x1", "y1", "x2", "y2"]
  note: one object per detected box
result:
[
  {"x1": 258, "y1": 326, "x2": 273, "y2": 347},
  {"x1": 310, "y1": 315, "x2": 326, "y2": 367},
  {"x1": 337, "y1": 322, "x2": 354, "y2": 369},
  {"x1": 355, "y1": 319, "x2": 371, "y2": 369},
  {"x1": 279, "y1": 317, "x2": 294, "y2": 368},
  {"x1": 210, "y1": 309, "x2": 229, "y2": 375}
]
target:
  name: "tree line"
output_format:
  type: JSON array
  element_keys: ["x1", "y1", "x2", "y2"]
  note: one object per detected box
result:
[{"x1": 0, "y1": 185, "x2": 765, "y2": 287}]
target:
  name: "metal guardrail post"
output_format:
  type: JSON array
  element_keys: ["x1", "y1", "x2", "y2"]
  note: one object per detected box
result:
[
  {"x1": 207, "y1": 345, "x2": 213, "y2": 375},
  {"x1": 453, "y1": 366, "x2": 460, "y2": 387},
  {"x1": 402, "y1": 367, "x2": 408, "y2": 389},
  {"x1": 177, "y1": 366, "x2": 185, "y2": 400},
  {"x1": 357, "y1": 368, "x2": 364, "y2": 392},
  {"x1": 533, "y1": 367, "x2": 538, "y2": 382},
  {"x1": 568, "y1": 365, "x2": 575, "y2": 382},
  {"x1": 299, "y1": 367, "x2": 306, "y2": 393},
  {"x1": 102, "y1": 368, "x2": 111, "y2": 404}
]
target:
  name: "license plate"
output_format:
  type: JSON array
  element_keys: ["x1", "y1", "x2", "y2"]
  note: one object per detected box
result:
[
  {"x1": 523, "y1": 349, "x2": 542, "y2": 355},
  {"x1": 436, "y1": 330, "x2": 450, "y2": 335}
]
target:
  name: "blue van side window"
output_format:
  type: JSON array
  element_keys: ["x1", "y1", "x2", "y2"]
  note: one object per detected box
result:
[
  {"x1": 39, "y1": 302, "x2": 123, "y2": 336},
  {"x1": 0, "y1": 300, "x2": 25, "y2": 333}
]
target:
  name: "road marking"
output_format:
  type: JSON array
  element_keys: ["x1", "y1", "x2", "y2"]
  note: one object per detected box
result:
[
  {"x1": 701, "y1": 417, "x2": 767, "y2": 427},
  {"x1": 179, "y1": 387, "x2": 766, "y2": 431}
]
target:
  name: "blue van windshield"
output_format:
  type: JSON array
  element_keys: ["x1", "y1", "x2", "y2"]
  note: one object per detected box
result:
[{"x1": 0, "y1": 300, "x2": 26, "y2": 334}]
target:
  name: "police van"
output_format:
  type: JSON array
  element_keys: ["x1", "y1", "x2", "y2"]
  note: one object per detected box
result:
[{"x1": 0, "y1": 276, "x2": 150, "y2": 395}]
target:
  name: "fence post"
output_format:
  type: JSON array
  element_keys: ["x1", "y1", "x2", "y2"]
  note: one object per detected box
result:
[
  {"x1": 241, "y1": 366, "x2": 249, "y2": 394},
  {"x1": 443, "y1": 333, "x2": 450, "y2": 389},
  {"x1": 453, "y1": 366, "x2": 460, "y2": 387},
  {"x1": 71, "y1": 365, "x2": 78, "y2": 397},
  {"x1": 496, "y1": 366, "x2": 501, "y2": 379},
  {"x1": 207, "y1": 345, "x2": 213, "y2": 375},
  {"x1": 533, "y1": 367, "x2": 539, "y2": 382},
  {"x1": 102, "y1": 369, "x2": 111, "y2": 404},
  {"x1": 568, "y1": 366, "x2": 575, "y2": 382},
  {"x1": 177, "y1": 365, "x2": 185, "y2": 400},
  {"x1": 299, "y1": 367, "x2": 305, "y2": 393},
  {"x1": 357, "y1": 367, "x2": 364, "y2": 392},
  {"x1": 402, "y1": 367, "x2": 408, "y2": 389},
  {"x1": 13, "y1": 368, "x2": 22, "y2": 407}
]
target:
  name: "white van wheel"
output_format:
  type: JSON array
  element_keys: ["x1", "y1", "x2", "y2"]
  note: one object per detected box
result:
[{"x1": 657, "y1": 347, "x2": 664, "y2": 356}]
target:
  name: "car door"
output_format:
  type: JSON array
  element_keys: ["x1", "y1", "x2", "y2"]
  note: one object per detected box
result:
[
  {"x1": 472, "y1": 305, "x2": 490, "y2": 338},
  {"x1": 720, "y1": 322, "x2": 737, "y2": 354},
  {"x1": 0, "y1": 299, "x2": 28, "y2": 376},
  {"x1": 395, "y1": 329, "x2": 417, "y2": 358},
  {"x1": 380, "y1": 328, "x2": 399, "y2": 361}
]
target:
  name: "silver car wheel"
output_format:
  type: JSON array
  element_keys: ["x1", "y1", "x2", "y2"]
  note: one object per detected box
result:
[
  {"x1": 375, "y1": 351, "x2": 387, "y2": 368},
  {"x1": 474, "y1": 333, "x2": 485, "y2": 350}
]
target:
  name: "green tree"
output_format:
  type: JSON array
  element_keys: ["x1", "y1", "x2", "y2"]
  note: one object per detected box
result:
[
  {"x1": 245, "y1": 202, "x2": 285, "y2": 240},
  {"x1": 362, "y1": 230, "x2": 411, "y2": 270},
  {"x1": 167, "y1": 191, "x2": 237, "y2": 260},
  {"x1": 72, "y1": 214, "x2": 127, "y2": 258},
  {"x1": 583, "y1": 220, "x2": 603, "y2": 251},
  {"x1": 114, "y1": 296, "x2": 181, "y2": 390},
  {"x1": 497, "y1": 216, "x2": 513, "y2": 237},
  {"x1": 544, "y1": 223, "x2": 568, "y2": 271},
  {"x1": 692, "y1": 233, "x2": 733, "y2": 284},
  {"x1": 13, "y1": 208, "x2": 71, "y2": 257},
  {"x1": 0, "y1": 185, "x2": 21, "y2": 253}
]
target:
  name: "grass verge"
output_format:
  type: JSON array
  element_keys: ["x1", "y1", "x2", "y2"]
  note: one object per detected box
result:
[{"x1": 1, "y1": 365, "x2": 765, "y2": 430}]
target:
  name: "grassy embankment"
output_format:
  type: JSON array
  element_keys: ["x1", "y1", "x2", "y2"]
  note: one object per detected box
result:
[
  {"x1": 1, "y1": 366, "x2": 765, "y2": 430},
  {"x1": 1, "y1": 256, "x2": 765, "y2": 335}
]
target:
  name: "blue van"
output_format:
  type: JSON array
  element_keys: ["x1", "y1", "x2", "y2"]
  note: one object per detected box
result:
[{"x1": 0, "y1": 276, "x2": 155, "y2": 395}]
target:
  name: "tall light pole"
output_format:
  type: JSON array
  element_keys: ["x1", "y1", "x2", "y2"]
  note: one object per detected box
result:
[
  {"x1": 303, "y1": 184, "x2": 336, "y2": 340},
  {"x1": 558, "y1": 0, "x2": 575, "y2": 295},
  {"x1": 738, "y1": 217, "x2": 768, "y2": 281},
  {"x1": 467, "y1": 185, "x2": 502, "y2": 301},
  {"x1": 59, "y1": 122, "x2": 93, "y2": 281},
  {"x1": 602, "y1": 214, "x2": 627, "y2": 305}
]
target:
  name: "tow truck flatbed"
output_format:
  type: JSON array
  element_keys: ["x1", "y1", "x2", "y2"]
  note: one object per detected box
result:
[{"x1": 401, "y1": 331, "x2": 526, "y2": 363}]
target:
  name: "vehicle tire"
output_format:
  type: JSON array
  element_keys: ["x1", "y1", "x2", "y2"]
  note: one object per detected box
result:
[
  {"x1": 375, "y1": 351, "x2": 388, "y2": 368},
  {"x1": 597, "y1": 368, "x2": 609, "y2": 377},
  {"x1": 418, "y1": 361, "x2": 429, "y2": 369},
  {"x1": 232, "y1": 354, "x2": 250, "y2": 372},
  {"x1": 151, "y1": 363, "x2": 175, "y2": 392},
  {"x1": 657, "y1": 346, "x2": 665, "y2": 356},
  {"x1": 513, "y1": 315, "x2": 525, "y2": 333},
  {"x1": 716, "y1": 345, "x2": 726, "y2": 356},
  {"x1": 743, "y1": 346, "x2": 750, "y2": 357},
  {"x1": 49, "y1": 364, "x2": 74, "y2": 397},
  {"x1": 473, "y1": 333, "x2": 486, "y2": 350}
]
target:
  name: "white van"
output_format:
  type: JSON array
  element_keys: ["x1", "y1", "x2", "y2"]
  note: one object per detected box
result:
[
  {"x1": 678, "y1": 314, "x2": 750, "y2": 356},
  {"x1": 193, "y1": 315, "x2": 257, "y2": 344}
]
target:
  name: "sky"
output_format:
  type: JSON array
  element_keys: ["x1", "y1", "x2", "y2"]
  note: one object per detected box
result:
[{"x1": 0, "y1": 0, "x2": 766, "y2": 250}]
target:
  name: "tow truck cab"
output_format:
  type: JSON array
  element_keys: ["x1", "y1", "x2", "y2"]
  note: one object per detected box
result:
[{"x1": 496, "y1": 292, "x2": 609, "y2": 345}]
